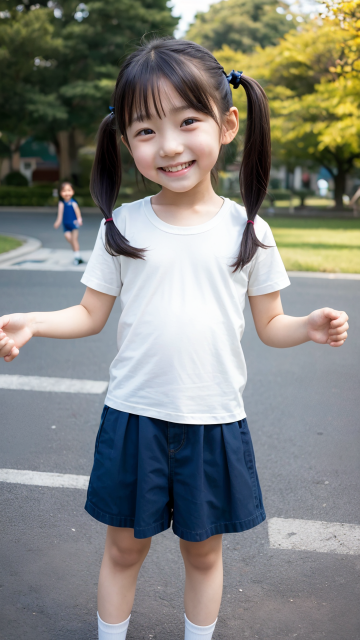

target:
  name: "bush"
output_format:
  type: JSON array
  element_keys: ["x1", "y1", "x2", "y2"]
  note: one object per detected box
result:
[
  {"x1": 267, "y1": 189, "x2": 292, "y2": 202},
  {"x1": 293, "y1": 189, "x2": 315, "y2": 206},
  {"x1": 0, "y1": 182, "x2": 158, "y2": 207},
  {"x1": 3, "y1": 171, "x2": 29, "y2": 187}
]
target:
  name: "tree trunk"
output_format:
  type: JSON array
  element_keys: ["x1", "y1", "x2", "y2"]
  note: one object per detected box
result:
[
  {"x1": 9, "y1": 138, "x2": 22, "y2": 172},
  {"x1": 333, "y1": 168, "x2": 346, "y2": 209},
  {"x1": 56, "y1": 131, "x2": 71, "y2": 180},
  {"x1": 69, "y1": 129, "x2": 85, "y2": 185}
]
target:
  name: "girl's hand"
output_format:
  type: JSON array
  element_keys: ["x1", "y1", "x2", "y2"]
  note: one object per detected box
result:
[
  {"x1": 0, "y1": 314, "x2": 34, "y2": 362},
  {"x1": 54, "y1": 220, "x2": 61, "y2": 229},
  {"x1": 77, "y1": 217, "x2": 83, "y2": 226},
  {"x1": 307, "y1": 308, "x2": 349, "y2": 347}
]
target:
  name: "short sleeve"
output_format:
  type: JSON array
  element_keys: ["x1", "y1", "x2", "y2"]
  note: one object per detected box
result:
[
  {"x1": 81, "y1": 222, "x2": 121, "y2": 296},
  {"x1": 247, "y1": 221, "x2": 290, "y2": 296}
]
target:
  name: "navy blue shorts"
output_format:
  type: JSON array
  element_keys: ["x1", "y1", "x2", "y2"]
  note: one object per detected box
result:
[
  {"x1": 85, "y1": 407, "x2": 266, "y2": 542},
  {"x1": 63, "y1": 220, "x2": 78, "y2": 232}
]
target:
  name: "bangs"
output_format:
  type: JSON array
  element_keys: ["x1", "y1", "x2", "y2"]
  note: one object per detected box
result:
[{"x1": 117, "y1": 53, "x2": 221, "y2": 136}]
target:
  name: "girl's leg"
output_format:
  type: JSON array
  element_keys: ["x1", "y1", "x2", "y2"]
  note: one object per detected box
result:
[
  {"x1": 98, "y1": 527, "x2": 151, "y2": 624},
  {"x1": 180, "y1": 534, "x2": 223, "y2": 626},
  {"x1": 70, "y1": 229, "x2": 80, "y2": 252},
  {"x1": 64, "y1": 231, "x2": 73, "y2": 247}
]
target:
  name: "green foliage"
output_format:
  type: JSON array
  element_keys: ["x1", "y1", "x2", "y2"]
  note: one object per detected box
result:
[
  {"x1": 0, "y1": 186, "x2": 58, "y2": 205},
  {"x1": 267, "y1": 189, "x2": 292, "y2": 202},
  {"x1": 0, "y1": 7, "x2": 65, "y2": 144},
  {"x1": 216, "y1": 11, "x2": 360, "y2": 208},
  {"x1": 3, "y1": 171, "x2": 29, "y2": 186},
  {"x1": 0, "y1": 0, "x2": 178, "y2": 162},
  {"x1": 186, "y1": 0, "x2": 293, "y2": 53}
]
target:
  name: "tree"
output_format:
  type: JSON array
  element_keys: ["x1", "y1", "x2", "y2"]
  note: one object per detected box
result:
[
  {"x1": 0, "y1": 0, "x2": 178, "y2": 180},
  {"x1": 49, "y1": 0, "x2": 179, "y2": 178},
  {"x1": 186, "y1": 0, "x2": 294, "y2": 53},
  {"x1": 0, "y1": 7, "x2": 66, "y2": 171},
  {"x1": 215, "y1": 9, "x2": 360, "y2": 208}
]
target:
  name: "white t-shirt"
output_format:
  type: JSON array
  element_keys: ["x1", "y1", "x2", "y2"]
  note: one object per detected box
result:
[{"x1": 81, "y1": 196, "x2": 290, "y2": 424}]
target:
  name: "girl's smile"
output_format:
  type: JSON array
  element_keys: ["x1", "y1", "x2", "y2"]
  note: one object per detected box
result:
[{"x1": 158, "y1": 159, "x2": 196, "y2": 176}]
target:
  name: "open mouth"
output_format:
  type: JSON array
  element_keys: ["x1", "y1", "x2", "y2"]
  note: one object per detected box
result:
[{"x1": 159, "y1": 160, "x2": 195, "y2": 175}]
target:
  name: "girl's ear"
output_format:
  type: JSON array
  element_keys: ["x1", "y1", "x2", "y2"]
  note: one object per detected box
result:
[
  {"x1": 121, "y1": 135, "x2": 133, "y2": 157},
  {"x1": 221, "y1": 107, "x2": 239, "y2": 146}
]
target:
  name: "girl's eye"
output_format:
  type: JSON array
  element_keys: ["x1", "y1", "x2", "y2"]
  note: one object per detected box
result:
[
  {"x1": 181, "y1": 118, "x2": 197, "y2": 127},
  {"x1": 137, "y1": 128, "x2": 154, "y2": 136}
]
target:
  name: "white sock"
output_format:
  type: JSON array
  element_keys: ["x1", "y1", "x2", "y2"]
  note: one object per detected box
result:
[
  {"x1": 97, "y1": 612, "x2": 130, "y2": 640},
  {"x1": 184, "y1": 614, "x2": 217, "y2": 640},
  {"x1": 74, "y1": 251, "x2": 80, "y2": 258}
]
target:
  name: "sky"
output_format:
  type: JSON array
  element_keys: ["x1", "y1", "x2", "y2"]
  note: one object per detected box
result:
[{"x1": 169, "y1": 0, "x2": 320, "y2": 37}]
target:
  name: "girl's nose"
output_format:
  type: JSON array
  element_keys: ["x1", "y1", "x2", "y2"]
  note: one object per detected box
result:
[{"x1": 158, "y1": 138, "x2": 184, "y2": 158}]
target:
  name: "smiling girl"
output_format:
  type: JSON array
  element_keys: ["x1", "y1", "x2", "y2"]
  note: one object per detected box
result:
[{"x1": 0, "y1": 38, "x2": 349, "y2": 640}]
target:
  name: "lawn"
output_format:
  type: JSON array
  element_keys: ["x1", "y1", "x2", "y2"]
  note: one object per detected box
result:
[
  {"x1": 0, "y1": 235, "x2": 23, "y2": 254},
  {"x1": 267, "y1": 218, "x2": 360, "y2": 273}
]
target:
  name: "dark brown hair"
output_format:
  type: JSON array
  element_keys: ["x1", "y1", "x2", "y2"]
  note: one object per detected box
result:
[{"x1": 90, "y1": 37, "x2": 271, "y2": 270}]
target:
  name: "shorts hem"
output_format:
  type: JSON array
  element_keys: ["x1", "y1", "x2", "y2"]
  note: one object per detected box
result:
[
  {"x1": 172, "y1": 510, "x2": 266, "y2": 542},
  {"x1": 84, "y1": 500, "x2": 170, "y2": 538}
]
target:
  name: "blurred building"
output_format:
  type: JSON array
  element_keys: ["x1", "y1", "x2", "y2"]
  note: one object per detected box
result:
[{"x1": 0, "y1": 138, "x2": 59, "y2": 184}]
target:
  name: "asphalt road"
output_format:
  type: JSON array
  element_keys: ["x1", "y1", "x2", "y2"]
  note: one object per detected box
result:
[{"x1": 0, "y1": 212, "x2": 359, "y2": 640}]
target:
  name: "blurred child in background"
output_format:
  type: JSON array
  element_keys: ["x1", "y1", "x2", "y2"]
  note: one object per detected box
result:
[{"x1": 54, "y1": 181, "x2": 85, "y2": 265}]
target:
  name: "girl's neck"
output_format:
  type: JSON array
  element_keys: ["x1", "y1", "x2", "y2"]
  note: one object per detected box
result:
[{"x1": 151, "y1": 174, "x2": 223, "y2": 227}]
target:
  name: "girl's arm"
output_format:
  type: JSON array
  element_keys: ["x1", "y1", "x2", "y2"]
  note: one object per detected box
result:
[
  {"x1": 249, "y1": 290, "x2": 349, "y2": 348},
  {"x1": 73, "y1": 201, "x2": 83, "y2": 226},
  {"x1": 54, "y1": 201, "x2": 64, "y2": 229},
  {"x1": 0, "y1": 287, "x2": 116, "y2": 362}
]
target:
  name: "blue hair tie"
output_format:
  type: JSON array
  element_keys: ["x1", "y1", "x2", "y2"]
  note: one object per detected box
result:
[
  {"x1": 109, "y1": 106, "x2": 115, "y2": 116},
  {"x1": 226, "y1": 70, "x2": 243, "y2": 89}
]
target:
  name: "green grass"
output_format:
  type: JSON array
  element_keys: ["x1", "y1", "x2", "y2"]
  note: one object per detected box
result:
[
  {"x1": 267, "y1": 218, "x2": 360, "y2": 273},
  {"x1": 0, "y1": 235, "x2": 23, "y2": 254}
]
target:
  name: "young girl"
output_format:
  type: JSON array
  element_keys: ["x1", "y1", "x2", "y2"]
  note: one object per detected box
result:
[
  {"x1": 0, "y1": 38, "x2": 349, "y2": 640},
  {"x1": 54, "y1": 181, "x2": 85, "y2": 265}
]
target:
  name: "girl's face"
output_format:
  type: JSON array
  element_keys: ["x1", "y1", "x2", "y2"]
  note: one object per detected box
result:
[
  {"x1": 60, "y1": 184, "x2": 74, "y2": 201},
  {"x1": 124, "y1": 81, "x2": 238, "y2": 193}
]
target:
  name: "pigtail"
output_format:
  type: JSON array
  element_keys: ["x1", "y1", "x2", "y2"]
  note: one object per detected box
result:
[
  {"x1": 90, "y1": 113, "x2": 145, "y2": 259},
  {"x1": 231, "y1": 75, "x2": 271, "y2": 272}
]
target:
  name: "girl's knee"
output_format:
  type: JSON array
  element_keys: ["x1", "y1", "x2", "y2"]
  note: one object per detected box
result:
[
  {"x1": 181, "y1": 536, "x2": 222, "y2": 572},
  {"x1": 106, "y1": 529, "x2": 150, "y2": 570}
]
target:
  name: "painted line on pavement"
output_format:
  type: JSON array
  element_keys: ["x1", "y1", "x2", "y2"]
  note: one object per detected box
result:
[
  {"x1": 0, "y1": 374, "x2": 108, "y2": 394},
  {"x1": 0, "y1": 248, "x2": 91, "y2": 271},
  {"x1": 0, "y1": 469, "x2": 89, "y2": 489},
  {"x1": 268, "y1": 517, "x2": 360, "y2": 555},
  {"x1": 0, "y1": 471, "x2": 358, "y2": 556}
]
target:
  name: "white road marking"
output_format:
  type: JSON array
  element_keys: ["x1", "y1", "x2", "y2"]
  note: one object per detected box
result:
[
  {"x1": 0, "y1": 469, "x2": 89, "y2": 489},
  {"x1": 0, "y1": 374, "x2": 108, "y2": 394},
  {"x1": 0, "y1": 471, "x2": 358, "y2": 556},
  {"x1": 0, "y1": 248, "x2": 91, "y2": 271},
  {"x1": 268, "y1": 517, "x2": 360, "y2": 555}
]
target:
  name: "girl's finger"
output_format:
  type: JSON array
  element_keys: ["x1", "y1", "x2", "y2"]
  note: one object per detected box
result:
[
  {"x1": 0, "y1": 336, "x2": 11, "y2": 352},
  {"x1": 328, "y1": 331, "x2": 347, "y2": 343},
  {"x1": 330, "y1": 313, "x2": 348, "y2": 328},
  {"x1": 328, "y1": 322, "x2": 349, "y2": 335},
  {"x1": 0, "y1": 339, "x2": 15, "y2": 357},
  {"x1": 323, "y1": 308, "x2": 341, "y2": 321},
  {"x1": 329, "y1": 339, "x2": 345, "y2": 347},
  {"x1": 4, "y1": 346, "x2": 19, "y2": 362},
  {"x1": 0, "y1": 315, "x2": 10, "y2": 331}
]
